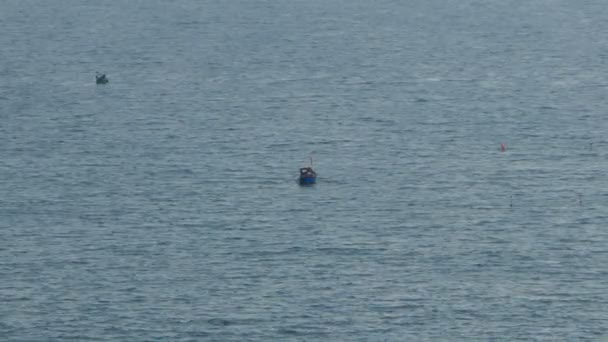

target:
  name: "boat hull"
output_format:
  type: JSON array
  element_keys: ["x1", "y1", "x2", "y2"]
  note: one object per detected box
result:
[{"x1": 299, "y1": 176, "x2": 316, "y2": 185}]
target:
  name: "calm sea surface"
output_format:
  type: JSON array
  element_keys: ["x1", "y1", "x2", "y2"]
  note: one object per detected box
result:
[{"x1": 2, "y1": 0, "x2": 608, "y2": 340}]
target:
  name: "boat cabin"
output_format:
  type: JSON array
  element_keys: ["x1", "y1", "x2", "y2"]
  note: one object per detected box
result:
[{"x1": 300, "y1": 167, "x2": 316, "y2": 178}]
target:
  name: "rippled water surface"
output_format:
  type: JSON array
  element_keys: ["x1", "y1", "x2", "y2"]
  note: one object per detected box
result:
[{"x1": 2, "y1": 0, "x2": 608, "y2": 340}]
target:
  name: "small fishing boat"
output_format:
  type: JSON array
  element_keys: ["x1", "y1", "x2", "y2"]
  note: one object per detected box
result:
[
  {"x1": 299, "y1": 157, "x2": 317, "y2": 185},
  {"x1": 96, "y1": 73, "x2": 109, "y2": 84},
  {"x1": 299, "y1": 167, "x2": 317, "y2": 185}
]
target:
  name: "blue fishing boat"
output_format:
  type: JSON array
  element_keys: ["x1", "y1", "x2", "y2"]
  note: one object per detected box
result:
[
  {"x1": 299, "y1": 157, "x2": 317, "y2": 185},
  {"x1": 299, "y1": 166, "x2": 317, "y2": 185}
]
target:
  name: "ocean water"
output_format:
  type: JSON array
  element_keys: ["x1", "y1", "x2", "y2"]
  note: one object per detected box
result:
[{"x1": 2, "y1": 0, "x2": 608, "y2": 340}]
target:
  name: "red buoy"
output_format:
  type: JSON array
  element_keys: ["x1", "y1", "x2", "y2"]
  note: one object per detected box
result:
[{"x1": 500, "y1": 143, "x2": 506, "y2": 152}]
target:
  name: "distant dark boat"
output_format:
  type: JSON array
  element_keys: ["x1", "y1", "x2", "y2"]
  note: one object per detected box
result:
[
  {"x1": 96, "y1": 73, "x2": 109, "y2": 84},
  {"x1": 299, "y1": 157, "x2": 317, "y2": 185},
  {"x1": 299, "y1": 166, "x2": 317, "y2": 185}
]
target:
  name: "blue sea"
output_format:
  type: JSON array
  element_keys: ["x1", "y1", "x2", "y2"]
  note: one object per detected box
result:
[{"x1": 2, "y1": 0, "x2": 608, "y2": 340}]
